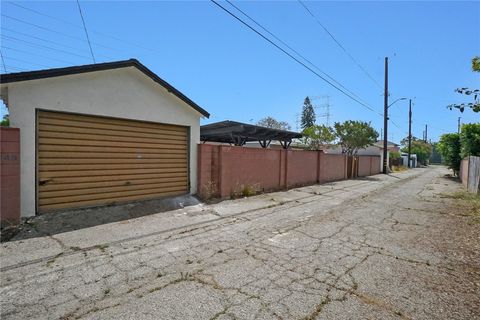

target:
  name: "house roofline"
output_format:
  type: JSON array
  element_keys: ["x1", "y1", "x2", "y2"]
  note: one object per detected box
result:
[{"x1": 0, "y1": 59, "x2": 210, "y2": 118}]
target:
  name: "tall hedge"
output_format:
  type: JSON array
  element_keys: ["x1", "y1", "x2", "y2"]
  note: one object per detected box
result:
[
  {"x1": 438, "y1": 133, "x2": 461, "y2": 176},
  {"x1": 460, "y1": 123, "x2": 480, "y2": 158}
]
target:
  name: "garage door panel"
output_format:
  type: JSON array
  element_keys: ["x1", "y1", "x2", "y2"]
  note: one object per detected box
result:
[
  {"x1": 39, "y1": 138, "x2": 188, "y2": 150},
  {"x1": 38, "y1": 144, "x2": 186, "y2": 154},
  {"x1": 39, "y1": 181, "x2": 188, "y2": 199},
  {"x1": 39, "y1": 163, "x2": 187, "y2": 172},
  {"x1": 38, "y1": 185, "x2": 188, "y2": 206},
  {"x1": 38, "y1": 117, "x2": 187, "y2": 136},
  {"x1": 39, "y1": 157, "x2": 187, "y2": 165},
  {"x1": 38, "y1": 131, "x2": 187, "y2": 145},
  {"x1": 37, "y1": 110, "x2": 189, "y2": 213},
  {"x1": 39, "y1": 176, "x2": 188, "y2": 192},
  {"x1": 39, "y1": 151, "x2": 187, "y2": 159},
  {"x1": 39, "y1": 111, "x2": 187, "y2": 132},
  {"x1": 38, "y1": 172, "x2": 187, "y2": 184},
  {"x1": 39, "y1": 167, "x2": 187, "y2": 178},
  {"x1": 40, "y1": 190, "x2": 186, "y2": 212},
  {"x1": 39, "y1": 123, "x2": 187, "y2": 140}
]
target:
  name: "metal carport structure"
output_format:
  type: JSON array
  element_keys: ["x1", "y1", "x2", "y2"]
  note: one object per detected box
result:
[{"x1": 200, "y1": 121, "x2": 302, "y2": 149}]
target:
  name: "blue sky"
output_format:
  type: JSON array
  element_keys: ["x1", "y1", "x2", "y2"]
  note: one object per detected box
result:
[{"x1": 1, "y1": 1, "x2": 479, "y2": 143}]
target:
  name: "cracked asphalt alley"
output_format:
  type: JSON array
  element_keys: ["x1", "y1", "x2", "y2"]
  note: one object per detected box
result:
[{"x1": 1, "y1": 166, "x2": 479, "y2": 319}]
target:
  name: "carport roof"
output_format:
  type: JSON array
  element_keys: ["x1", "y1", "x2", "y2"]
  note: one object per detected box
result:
[
  {"x1": 0, "y1": 59, "x2": 210, "y2": 118},
  {"x1": 201, "y1": 120, "x2": 302, "y2": 149}
]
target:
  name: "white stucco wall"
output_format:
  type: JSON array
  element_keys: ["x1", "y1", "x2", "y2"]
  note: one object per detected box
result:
[{"x1": 2, "y1": 67, "x2": 203, "y2": 217}]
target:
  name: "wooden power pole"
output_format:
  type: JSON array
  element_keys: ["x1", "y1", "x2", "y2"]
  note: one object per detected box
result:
[
  {"x1": 383, "y1": 57, "x2": 389, "y2": 174},
  {"x1": 408, "y1": 99, "x2": 412, "y2": 168}
]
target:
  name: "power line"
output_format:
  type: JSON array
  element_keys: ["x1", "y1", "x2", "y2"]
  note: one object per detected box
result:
[
  {"x1": 76, "y1": 0, "x2": 95, "y2": 63},
  {"x1": 0, "y1": 51, "x2": 7, "y2": 73},
  {"x1": 1, "y1": 45, "x2": 78, "y2": 65},
  {"x1": 2, "y1": 27, "x2": 99, "y2": 56},
  {"x1": 1, "y1": 14, "x2": 119, "y2": 52},
  {"x1": 211, "y1": 0, "x2": 382, "y2": 116},
  {"x1": 297, "y1": 0, "x2": 382, "y2": 90},
  {"x1": 224, "y1": 0, "x2": 372, "y2": 108},
  {"x1": 1, "y1": 28, "x2": 118, "y2": 61},
  {"x1": 390, "y1": 119, "x2": 407, "y2": 135},
  {"x1": 7, "y1": 1, "x2": 155, "y2": 53},
  {"x1": 1, "y1": 34, "x2": 92, "y2": 60}
]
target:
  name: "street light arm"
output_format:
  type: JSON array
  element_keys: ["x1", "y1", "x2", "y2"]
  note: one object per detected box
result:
[{"x1": 388, "y1": 97, "x2": 407, "y2": 109}]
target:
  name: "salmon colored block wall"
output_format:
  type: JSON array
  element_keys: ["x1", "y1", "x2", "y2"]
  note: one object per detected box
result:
[
  {"x1": 286, "y1": 150, "x2": 318, "y2": 187},
  {"x1": 320, "y1": 154, "x2": 346, "y2": 183},
  {"x1": 197, "y1": 144, "x2": 382, "y2": 200},
  {"x1": 358, "y1": 156, "x2": 372, "y2": 177},
  {"x1": 0, "y1": 127, "x2": 21, "y2": 225},
  {"x1": 219, "y1": 146, "x2": 283, "y2": 197}
]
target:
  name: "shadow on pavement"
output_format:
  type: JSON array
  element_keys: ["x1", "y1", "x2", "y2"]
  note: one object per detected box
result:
[{"x1": 1, "y1": 195, "x2": 201, "y2": 242}]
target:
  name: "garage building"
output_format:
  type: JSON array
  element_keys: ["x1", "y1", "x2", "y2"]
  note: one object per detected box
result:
[{"x1": 0, "y1": 59, "x2": 209, "y2": 217}]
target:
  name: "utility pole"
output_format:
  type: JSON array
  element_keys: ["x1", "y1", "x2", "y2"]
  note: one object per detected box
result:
[
  {"x1": 408, "y1": 99, "x2": 412, "y2": 168},
  {"x1": 383, "y1": 57, "x2": 389, "y2": 174},
  {"x1": 424, "y1": 124, "x2": 428, "y2": 142},
  {"x1": 458, "y1": 117, "x2": 461, "y2": 134}
]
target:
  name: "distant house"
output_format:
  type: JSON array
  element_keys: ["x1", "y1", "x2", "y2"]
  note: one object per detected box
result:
[
  {"x1": 373, "y1": 140, "x2": 400, "y2": 153},
  {"x1": 0, "y1": 59, "x2": 209, "y2": 217},
  {"x1": 325, "y1": 140, "x2": 400, "y2": 172}
]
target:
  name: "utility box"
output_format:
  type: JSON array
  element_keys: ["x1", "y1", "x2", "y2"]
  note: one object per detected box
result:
[{"x1": 0, "y1": 127, "x2": 20, "y2": 226}]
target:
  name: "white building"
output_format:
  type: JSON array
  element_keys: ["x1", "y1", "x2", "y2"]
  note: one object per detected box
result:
[{"x1": 0, "y1": 59, "x2": 209, "y2": 217}]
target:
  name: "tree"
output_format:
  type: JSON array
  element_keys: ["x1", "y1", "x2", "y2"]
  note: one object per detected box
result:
[
  {"x1": 333, "y1": 120, "x2": 378, "y2": 156},
  {"x1": 447, "y1": 57, "x2": 480, "y2": 113},
  {"x1": 301, "y1": 97, "x2": 316, "y2": 129},
  {"x1": 437, "y1": 133, "x2": 461, "y2": 176},
  {"x1": 400, "y1": 137, "x2": 432, "y2": 166},
  {"x1": 460, "y1": 123, "x2": 480, "y2": 158},
  {"x1": 256, "y1": 117, "x2": 291, "y2": 131},
  {"x1": 472, "y1": 56, "x2": 480, "y2": 72},
  {"x1": 301, "y1": 125, "x2": 336, "y2": 150},
  {"x1": 0, "y1": 114, "x2": 9, "y2": 127}
]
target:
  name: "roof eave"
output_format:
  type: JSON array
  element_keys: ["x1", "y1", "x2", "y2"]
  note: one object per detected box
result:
[{"x1": 0, "y1": 59, "x2": 210, "y2": 118}]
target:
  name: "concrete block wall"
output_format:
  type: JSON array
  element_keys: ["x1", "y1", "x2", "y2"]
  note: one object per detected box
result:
[
  {"x1": 0, "y1": 127, "x2": 20, "y2": 225},
  {"x1": 197, "y1": 144, "x2": 382, "y2": 199},
  {"x1": 319, "y1": 153, "x2": 347, "y2": 183},
  {"x1": 285, "y1": 150, "x2": 318, "y2": 188},
  {"x1": 358, "y1": 155, "x2": 381, "y2": 177}
]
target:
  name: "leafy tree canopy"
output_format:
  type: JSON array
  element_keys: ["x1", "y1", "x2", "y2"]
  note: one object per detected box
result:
[
  {"x1": 301, "y1": 97, "x2": 316, "y2": 129},
  {"x1": 301, "y1": 125, "x2": 336, "y2": 150},
  {"x1": 437, "y1": 133, "x2": 461, "y2": 176},
  {"x1": 334, "y1": 120, "x2": 378, "y2": 156},
  {"x1": 460, "y1": 123, "x2": 480, "y2": 158},
  {"x1": 472, "y1": 56, "x2": 480, "y2": 72},
  {"x1": 256, "y1": 117, "x2": 291, "y2": 131},
  {"x1": 447, "y1": 57, "x2": 480, "y2": 113},
  {"x1": 0, "y1": 114, "x2": 9, "y2": 127}
]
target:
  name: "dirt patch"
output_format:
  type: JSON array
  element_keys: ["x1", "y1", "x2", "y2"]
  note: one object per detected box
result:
[{"x1": 440, "y1": 191, "x2": 480, "y2": 222}]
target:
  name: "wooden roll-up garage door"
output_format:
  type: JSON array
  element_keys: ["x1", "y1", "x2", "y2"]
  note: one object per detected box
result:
[{"x1": 37, "y1": 110, "x2": 189, "y2": 213}]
